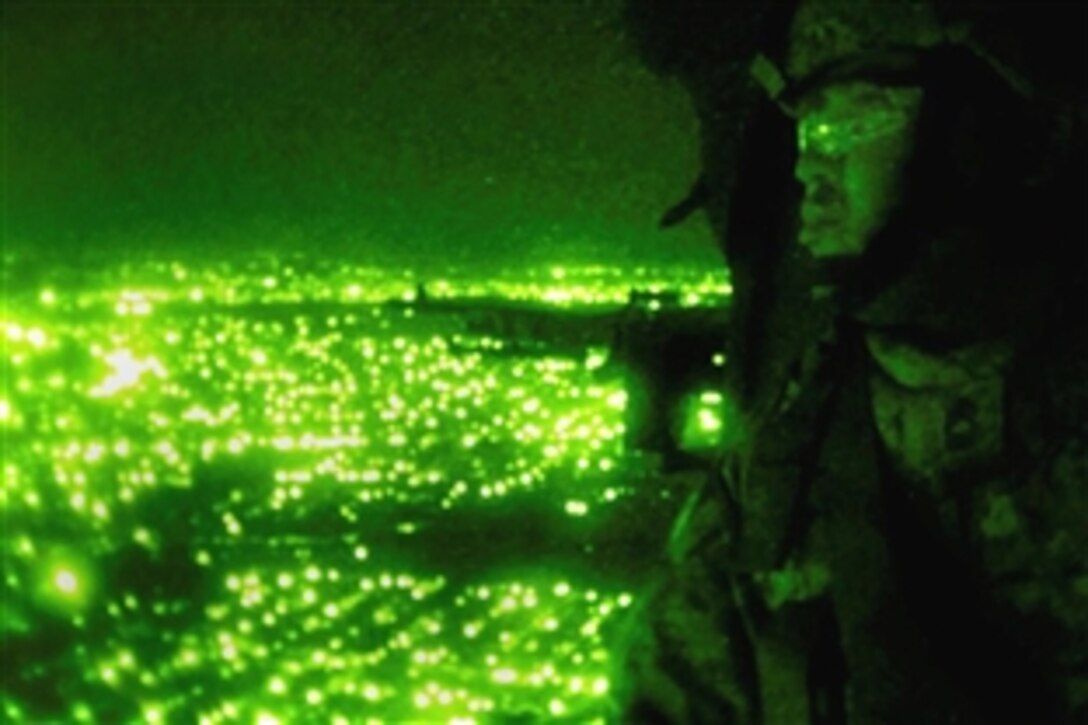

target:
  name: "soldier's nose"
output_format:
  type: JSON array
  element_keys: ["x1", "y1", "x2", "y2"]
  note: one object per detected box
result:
[
  {"x1": 795, "y1": 153, "x2": 840, "y2": 192},
  {"x1": 795, "y1": 153, "x2": 822, "y2": 178},
  {"x1": 807, "y1": 180, "x2": 840, "y2": 206}
]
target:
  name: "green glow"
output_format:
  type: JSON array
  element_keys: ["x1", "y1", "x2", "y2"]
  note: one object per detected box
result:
[
  {"x1": 89, "y1": 349, "x2": 168, "y2": 398},
  {"x1": 25, "y1": 328, "x2": 47, "y2": 347},
  {"x1": 699, "y1": 390, "x2": 723, "y2": 405},
  {"x1": 33, "y1": 550, "x2": 96, "y2": 614},
  {"x1": 565, "y1": 500, "x2": 589, "y2": 517},
  {"x1": 698, "y1": 409, "x2": 722, "y2": 432},
  {"x1": 0, "y1": 256, "x2": 719, "y2": 722},
  {"x1": 678, "y1": 388, "x2": 732, "y2": 453},
  {"x1": 53, "y1": 569, "x2": 79, "y2": 594},
  {"x1": 584, "y1": 346, "x2": 609, "y2": 370}
]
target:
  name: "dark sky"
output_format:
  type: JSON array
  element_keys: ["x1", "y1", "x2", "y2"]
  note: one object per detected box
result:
[{"x1": 3, "y1": 0, "x2": 721, "y2": 272}]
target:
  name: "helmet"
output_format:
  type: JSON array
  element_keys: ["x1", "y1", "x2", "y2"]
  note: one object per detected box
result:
[
  {"x1": 786, "y1": 0, "x2": 944, "y2": 83},
  {"x1": 751, "y1": 0, "x2": 1033, "y2": 111}
]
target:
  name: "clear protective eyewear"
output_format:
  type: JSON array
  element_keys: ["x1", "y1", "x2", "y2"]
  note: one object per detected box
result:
[{"x1": 796, "y1": 89, "x2": 921, "y2": 157}]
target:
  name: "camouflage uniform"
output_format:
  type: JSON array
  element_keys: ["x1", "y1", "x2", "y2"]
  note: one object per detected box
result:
[{"x1": 615, "y1": 1, "x2": 1088, "y2": 722}]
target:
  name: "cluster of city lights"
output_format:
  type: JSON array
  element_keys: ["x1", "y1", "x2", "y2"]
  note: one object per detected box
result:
[
  {"x1": 13, "y1": 256, "x2": 730, "y2": 315},
  {"x1": 2, "y1": 256, "x2": 727, "y2": 722}
]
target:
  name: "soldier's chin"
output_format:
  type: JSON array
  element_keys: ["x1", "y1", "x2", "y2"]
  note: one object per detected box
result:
[{"x1": 799, "y1": 224, "x2": 850, "y2": 258}]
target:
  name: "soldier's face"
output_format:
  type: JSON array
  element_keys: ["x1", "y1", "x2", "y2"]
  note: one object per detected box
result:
[{"x1": 793, "y1": 82, "x2": 923, "y2": 258}]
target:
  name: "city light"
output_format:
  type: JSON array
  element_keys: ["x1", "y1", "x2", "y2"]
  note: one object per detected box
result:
[{"x1": 1, "y1": 255, "x2": 726, "y2": 722}]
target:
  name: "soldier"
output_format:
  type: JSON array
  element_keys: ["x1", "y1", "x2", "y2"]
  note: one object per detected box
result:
[{"x1": 615, "y1": 1, "x2": 1087, "y2": 722}]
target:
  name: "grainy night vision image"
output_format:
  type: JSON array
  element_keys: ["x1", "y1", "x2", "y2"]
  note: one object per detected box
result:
[
  {"x1": 3, "y1": 1, "x2": 1087, "y2": 724},
  {"x1": 3, "y1": 3, "x2": 723, "y2": 722}
]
